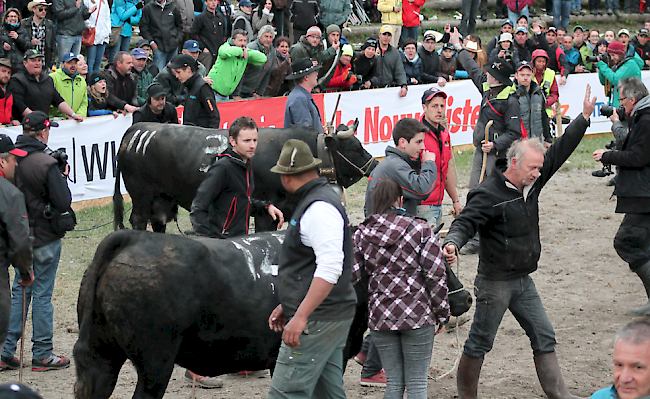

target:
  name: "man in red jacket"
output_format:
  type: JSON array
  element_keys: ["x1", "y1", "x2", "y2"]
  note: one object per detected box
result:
[
  {"x1": 418, "y1": 87, "x2": 462, "y2": 226},
  {"x1": 0, "y1": 59, "x2": 17, "y2": 126},
  {"x1": 400, "y1": 0, "x2": 425, "y2": 44}
]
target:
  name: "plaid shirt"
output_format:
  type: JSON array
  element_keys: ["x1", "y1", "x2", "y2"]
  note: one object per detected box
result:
[
  {"x1": 31, "y1": 20, "x2": 46, "y2": 63},
  {"x1": 353, "y1": 213, "x2": 450, "y2": 331}
]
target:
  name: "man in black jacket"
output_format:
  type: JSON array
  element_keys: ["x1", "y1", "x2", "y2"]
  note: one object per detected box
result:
[
  {"x1": 169, "y1": 54, "x2": 219, "y2": 128},
  {"x1": 1, "y1": 111, "x2": 72, "y2": 372},
  {"x1": 8, "y1": 50, "x2": 83, "y2": 122},
  {"x1": 104, "y1": 51, "x2": 139, "y2": 113},
  {"x1": 0, "y1": 134, "x2": 32, "y2": 368},
  {"x1": 51, "y1": 0, "x2": 94, "y2": 62},
  {"x1": 190, "y1": 116, "x2": 283, "y2": 238},
  {"x1": 140, "y1": 0, "x2": 183, "y2": 72},
  {"x1": 594, "y1": 77, "x2": 650, "y2": 316},
  {"x1": 132, "y1": 82, "x2": 178, "y2": 125},
  {"x1": 154, "y1": 64, "x2": 188, "y2": 107},
  {"x1": 443, "y1": 86, "x2": 596, "y2": 399},
  {"x1": 418, "y1": 30, "x2": 447, "y2": 86},
  {"x1": 190, "y1": 0, "x2": 226, "y2": 69},
  {"x1": 22, "y1": 0, "x2": 57, "y2": 69}
]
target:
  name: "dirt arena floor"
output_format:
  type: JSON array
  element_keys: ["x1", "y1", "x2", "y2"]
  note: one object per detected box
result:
[{"x1": 0, "y1": 165, "x2": 640, "y2": 398}]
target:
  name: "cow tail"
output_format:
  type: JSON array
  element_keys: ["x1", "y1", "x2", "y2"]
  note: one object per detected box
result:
[
  {"x1": 73, "y1": 231, "x2": 132, "y2": 399},
  {"x1": 113, "y1": 160, "x2": 125, "y2": 230}
]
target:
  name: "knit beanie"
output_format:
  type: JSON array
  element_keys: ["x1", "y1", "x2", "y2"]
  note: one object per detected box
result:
[
  {"x1": 607, "y1": 41, "x2": 625, "y2": 56},
  {"x1": 306, "y1": 26, "x2": 321, "y2": 37},
  {"x1": 326, "y1": 24, "x2": 340, "y2": 36}
]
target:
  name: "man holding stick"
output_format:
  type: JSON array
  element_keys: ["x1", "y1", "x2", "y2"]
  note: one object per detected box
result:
[{"x1": 442, "y1": 86, "x2": 596, "y2": 399}]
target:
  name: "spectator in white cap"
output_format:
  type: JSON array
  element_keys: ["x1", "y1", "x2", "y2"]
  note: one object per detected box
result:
[
  {"x1": 418, "y1": 30, "x2": 447, "y2": 86},
  {"x1": 49, "y1": 52, "x2": 88, "y2": 117},
  {"x1": 288, "y1": 0, "x2": 320, "y2": 45},
  {"x1": 619, "y1": 29, "x2": 637, "y2": 57},
  {"x1": 24, "y1": 0, "x2": 56, "y2": 69}
]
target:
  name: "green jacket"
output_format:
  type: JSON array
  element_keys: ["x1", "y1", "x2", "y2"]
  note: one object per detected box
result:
[
  {"x1": 133, "y1": 67, "x2": 155, "y2": 107},
  {"x1": 49, "y1": 67, "x2": 88, "y2": 117},
  {"x1": 598, "y1": 53, "x2": 643, "y2": 107},
  {"x1": 577, "y1": 42, "x2": 593, "y2": 71},
  {"x1": 208, "y1": 39, "x2": 267, "y2": 96}
]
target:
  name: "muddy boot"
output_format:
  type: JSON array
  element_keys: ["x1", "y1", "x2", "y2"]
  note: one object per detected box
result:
[
  {"x1": 534, "y1": 352, "x2": 585, "y2": 399},
  {"x1": 631, "y1": 261, "x2": 650, "y2": 315},
  {"x1": 457, "y1": 354, "x2": 483, "y2": 399}
]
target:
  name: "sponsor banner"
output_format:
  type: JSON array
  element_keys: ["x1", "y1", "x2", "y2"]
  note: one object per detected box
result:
[{"x1": 3, "y1": 71, "x2": 648, "y2": 202}]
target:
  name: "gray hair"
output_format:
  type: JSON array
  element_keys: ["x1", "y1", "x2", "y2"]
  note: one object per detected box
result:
[
  {"x1": 619, "y1": 77, "x2": 649, "y2": 103},
  {"x1": 0, "y1": 152, "x2": 10, "y2": 161},
  {"x1": 258, "y1": 24, "x2": 276, "y2": 39},
  {"x1": 506, "y1": 137, "x2": 546, "y2": 168},
  {"x1": 231, "y1": 28, "x2": 247, "y2": 40},
  {"x1": 614, "y1": 319, "x2": 650, "y2": 347}
]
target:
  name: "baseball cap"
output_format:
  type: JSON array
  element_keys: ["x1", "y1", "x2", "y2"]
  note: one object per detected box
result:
[
  {"x1": 501, "y1": 19, "x2": 514, "y2": 27},
  {"x1": 379, "y1": 25, "x2": 393, "y2": 35},
  {"x1": 239, "y1": 0, "x2": 252, "y2": 7},
  {"x1": 0, "y1": 135, "x2": 27, "y2": 157},
  {"x1": 640, "y1": 28, "x2": 649, "y2": 36},
  {"x1": 547, "y1": 27, "x2": 557, "y2": 33},
  {"x1": 0, "y1": 383, "x2": 44, "y2": 399},
  {"x1": 61, "y1": 52, "x2": 78, "y2": 62},
  {"x1": 515, "y1": 26, "x2": 528, "y2": 35},
  {"x1": 130, "y1": 48, "x2": 147, "y2": 59},
  {"x1": 87, "y1": 70, "x2": 106, "y2": 85},
  {"x1": 422, "y1": 87, "x2": 447, "y2": 104},
  {"x1": 168, "y1": 54, "x2": 196, "y2": 70},
  {"x1": 516, "y1": 60, "x2": 533, "y2": 71},
  {"x1": 23, "y1": 49, "x2": 43, "y2": 60},
  {"x1": 136, "y1": 38, "x2": 150, "y2": 48},
  {"x1": 0, "y1": 58, "x2": 11, "y2": 68},
  {"x1": 183, "y1": 40, "x2": 200, "y2": 52},
  {"x1": 22, "y1": 111, "x2": 58, "y2": 130},
  {"x1": 618, "y1": 28, "x2": 630, "y2": 37},
  {"x1": 361, "y1": 36, "x2": 378, "y2": 49},
  {"x1": 442, "y1": 42, "x2": 455, "y2": 51},
  {"x1": 423, "y1": 30, "x2": 443, "y2": 42},
  {"x1": 499, "y1": 32, "x2": 513, "y2": 42},
  {"x1": 573, "y1": 25, "x2": 585, "y2": 32},
  {"x1": 146, "y1": 82, "x2": 166, "y2": 99}
]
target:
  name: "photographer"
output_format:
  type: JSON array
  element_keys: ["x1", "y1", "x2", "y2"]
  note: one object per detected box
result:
[
  {"x1": 1, "y1": 111, "x2": 72, "y2": 372},
  {"x1": 593, "y1": 77, "x2": 650, "y2": 317},
  {"x1": 595, "y1": 41, "x2": 643, "y2": 107}
]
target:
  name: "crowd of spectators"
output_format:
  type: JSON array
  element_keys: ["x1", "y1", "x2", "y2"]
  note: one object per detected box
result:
[{"x1": 0, "y1": 0, "x2": 646, "y2": 127}]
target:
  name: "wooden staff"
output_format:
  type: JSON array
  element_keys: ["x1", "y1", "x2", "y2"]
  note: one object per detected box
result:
[
  {"x1": 19, "y1": 286, "x2": 26, "y2": 382},
  {"x1": 479, "y1": 120, "x2": 493, "y2": 184}
]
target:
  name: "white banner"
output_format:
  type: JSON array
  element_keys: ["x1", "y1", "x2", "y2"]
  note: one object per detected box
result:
[{"x1": 3, "y1": 71, "x2": 648, "y2": 203}]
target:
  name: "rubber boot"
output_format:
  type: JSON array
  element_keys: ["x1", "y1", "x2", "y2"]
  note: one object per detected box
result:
[
  {"x1": 457, "y1": 354, "x2": 483, "y2": 399},
  {"x1": 534, "y1": 352, "x2": 585, "y2": 399},
  {"x1": 631, "y1": 260, "x2": 650, "y2": 315}
]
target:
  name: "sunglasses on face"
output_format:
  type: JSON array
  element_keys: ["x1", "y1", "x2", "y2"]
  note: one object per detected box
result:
[{"x1": 36, "y1": 7, "x2": 47, "y2": 11}]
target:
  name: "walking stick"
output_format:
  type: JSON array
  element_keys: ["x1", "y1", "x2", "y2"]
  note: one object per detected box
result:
[
  {"x1": 555, "y1": 102, "x2": 563, "y2": 137},
  {"x1": 19, "y1": 285, "x2": 26, "y2": 382},
  {"x1": 479, "y1": 120, "x2": 493, "y2": 184}
]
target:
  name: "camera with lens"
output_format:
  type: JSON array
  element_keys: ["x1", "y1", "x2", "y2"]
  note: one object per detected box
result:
[
  {"x1": 592, "y1": 163, "x2": 613, "y2": 177},
  {"x1": 585, "y1": 55, "x2": 600, "y2": 63},
  {"x1": 44, "y1": 147, "x2": 68, "y2": 174},
  {"x1": 503, "y1": 49, "x2": 512, "y2": 60},
  {"x1": 605, "y1": 140, "x2": 617, "y2": 150},
  {"x1": 600, "y1": 104, "x2": 625, "y2": 120}
]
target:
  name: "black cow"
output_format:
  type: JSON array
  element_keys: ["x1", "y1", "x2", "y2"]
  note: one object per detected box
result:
[
  {"x1": 73, "y1": 229, "x2": 369, "y2": 399},
  {"x1": 113, "y1": 122, "x2": 378, "y2": 233}
]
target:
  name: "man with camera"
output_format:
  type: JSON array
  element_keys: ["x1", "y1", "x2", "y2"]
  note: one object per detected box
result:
[
  {"x1": 1, "y1": 111, "x2": 72, "y2": 372},
  {"x1": 594, "y1": 77, "x2": 650, "y2": 317},
  {"x1": 593, "y1": 41, "x2": 643, "y2": 107}
]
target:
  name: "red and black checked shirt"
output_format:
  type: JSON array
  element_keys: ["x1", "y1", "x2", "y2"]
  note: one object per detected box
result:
[{"x1": 353, "y1": 213, "x2": 450, "y2": 331}]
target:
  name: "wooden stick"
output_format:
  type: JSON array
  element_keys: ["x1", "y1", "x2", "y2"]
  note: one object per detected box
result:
[
  {"x1": 555, "y1": 102, "x2": 563, "y2": 137},
  {"x1": 19, "y1": 286, "x2": 26, "y2": 382},
  {"x1": 479, "y1": 120, "x2": 493, "y2": 184}
]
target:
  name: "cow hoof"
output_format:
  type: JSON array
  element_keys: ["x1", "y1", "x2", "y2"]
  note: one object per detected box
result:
[{"x1": 185, "y1": 370, "x2": 224, "y2": 388}]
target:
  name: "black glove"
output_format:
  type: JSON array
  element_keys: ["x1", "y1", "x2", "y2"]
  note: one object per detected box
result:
[{"x1": 136, "y1": 1, "x2": 144, "y2": 9}]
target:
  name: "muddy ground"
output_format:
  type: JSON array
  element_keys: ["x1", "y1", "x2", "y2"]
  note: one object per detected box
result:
[{"x1": 0, "y1": 166, "x2": 639, "y2": 398}]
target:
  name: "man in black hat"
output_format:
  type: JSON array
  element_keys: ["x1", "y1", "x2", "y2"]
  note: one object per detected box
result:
[
  {"x1": 0, "y1": 134, "x2": 32, "y2": 366},
  {"x1": 268, "y1": 138, "x2": 356, "y2": 399},
  {"x1": 132, "y1": 82, "x2": 178, "y2": 125},
  {"x1": 449, "y1": 27, "x2": 522, "y2": 255},
  {"x1": 169, "y1": 54, "x2": 220, "y2": 129},
  {"x1": 631, "y1": 28, "x2": 650, "y2": 69},
  {"x1": 284, "y1": 58, "x2": 324, "y2": 134},
  {"x1": 2, "y1": 111, "x2": 72, "y2": 372}
]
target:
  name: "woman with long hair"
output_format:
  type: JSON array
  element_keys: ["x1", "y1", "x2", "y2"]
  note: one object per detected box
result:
[
  {"x1": 353, "y1": 178, "x2": 450, "y2": 399},
  {"x1": 0, "y1": 8, "x2": 30, "y2": 67},
  {"x1": 252, "y1": 0, "x2": 274, "y2": 37},
  {"x1": 87, "y1": 71, "x2": 118, "y2": 117}
]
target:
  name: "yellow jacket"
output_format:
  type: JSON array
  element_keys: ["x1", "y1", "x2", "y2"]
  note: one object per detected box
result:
[{"x1": 377, "y1": 0, "x2": 402, "y2": 25}]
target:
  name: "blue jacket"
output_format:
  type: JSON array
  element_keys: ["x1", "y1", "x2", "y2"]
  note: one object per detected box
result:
[
  {"x1": 284, "y1": 85, "x2": 323, "y2": 134},
  {"x1": 110, "y1": 0, "x2": 143, "y2": 37},
  {"x1": 590, "y1": 384, "x2": 650, "y2": 398}
]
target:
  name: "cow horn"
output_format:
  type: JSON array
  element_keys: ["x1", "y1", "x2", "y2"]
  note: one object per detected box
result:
[{"x1": 336, "y1": 118, "x2": 359, "y2": 139}]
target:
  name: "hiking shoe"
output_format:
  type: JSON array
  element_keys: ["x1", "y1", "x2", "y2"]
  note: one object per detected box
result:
[
  {"x1": 0, "y1": 355, "x2": 20, "y2": 370},
  {"x1": 32, "y1": 354, "x2": 70, "y2": 371},
  {"x1": 354, "y1": 352, "x2": 367, "y2": 366},
  {"x1": 360, "y1": 370, "x2": 387, "y2": 387},
  {"x1": 185, "y1": 370, "x2": 223, "y2": 388}
]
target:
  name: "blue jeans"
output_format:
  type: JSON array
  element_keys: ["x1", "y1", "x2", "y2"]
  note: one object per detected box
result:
[
  {"x1": 400, "y1": 26, "x2": 419, "y2": 45},
  {"x1": 553, "y1": 0, "x2": 572, "y2": 30},
  {"x1": 85, "y1": 43, "x2": 106, "y2": 73},
  {"x1": 360, "y1": 335, "x2": 383, "y2": 378},
  {"x1": 463, "y1": 275, "x2": 556, "y2": 358},
  {"x1": 416, "y1": 204, "x2": 442, "y2": 228},
  {"x1": 605, "y1": 0, "x2": 619, "y2": 9},
  {"x1": 371, "y1": 326, "x2": 435, "y2": 399},
  {"x1": 3, "y1": 240, "x2": 62, "y2": 361},
  {"x1": 56, "y1": 35, "x2": 82, "y2": 65},
  {"x1": 460, "y1": 0, "x2": 480, "y2": 36},
  {"x1": 269, "y1": 318, "x2": 352, "y2": 398},
  {"x1": 507, "y1": 5, "x2": 529, "y2": 22},
  {"x1": 571, "y1": 0, "x2": 582, "y2": 9},
  {"x1": 153, "y1": 48, "x2": 178, "y2": 73},
  {"x1": 105, "y1": 35, "x2": 131, "y2": 63},
  {"x1": 214, "y1": 91, "x2": 229, "y2": 102}
]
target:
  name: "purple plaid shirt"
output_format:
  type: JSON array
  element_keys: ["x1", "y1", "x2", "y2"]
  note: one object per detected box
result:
[{"x1": 353, "y1": 213, "x2": 450, "y2": 331}]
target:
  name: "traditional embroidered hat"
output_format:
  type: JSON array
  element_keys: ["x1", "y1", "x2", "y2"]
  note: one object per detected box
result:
[{"x1": 285, "y1": 58, "x2": 321, "y2": 80}]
